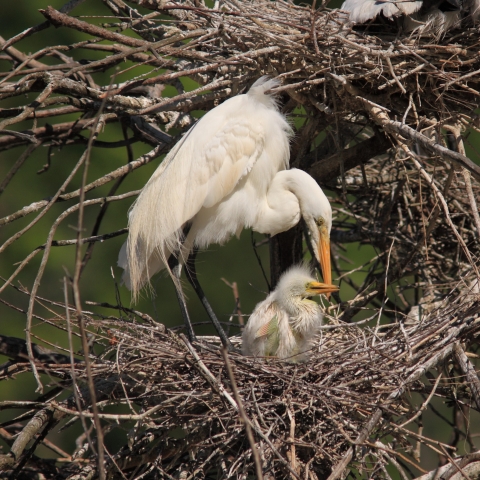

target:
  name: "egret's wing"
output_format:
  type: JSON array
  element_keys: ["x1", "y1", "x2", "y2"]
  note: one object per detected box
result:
[
  {"x1": 253, "y1": 311, "x2": 284, "y2": 358},
  {"x1": 242, "y1": 295, "x2": 278, "y2": 357},
  {"x1": 122, "y1": 86, "x2": 292, "y2": 299},
  {"x1": 263, "y1": 316, "x2": 281, "y2": 357}
]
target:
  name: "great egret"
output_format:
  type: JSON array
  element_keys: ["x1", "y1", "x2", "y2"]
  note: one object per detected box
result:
[
  {"x1": 341, "y1": 0, "x2": 480, "y2": 34},
  {"x1": 118, "y1": 77, "x2": 333, "y2": 347},
  {"x1": 242, "y1": 265, "x2": 338, "y2": 362}
]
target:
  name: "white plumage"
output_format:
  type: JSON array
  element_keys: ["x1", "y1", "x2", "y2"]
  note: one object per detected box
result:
[
  {"x1": 242, "y1": 265, "x2": 338, "y2": 363},
  {"x1": 119, "y1": 77, "x2": 333, "y2": 300},
  {"x1": 341, "y1": 0, "x2": 480, "y2": 35},
  {"x1": 342, "y1": 0, "x2": 423, "y2": 23}
]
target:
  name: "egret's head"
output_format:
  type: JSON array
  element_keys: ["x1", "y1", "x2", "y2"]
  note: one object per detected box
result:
[
  {"x1": 276, "y1": 265, "x2": 338, "y2": 304},
  {"x1": 282, "y1": 168, "x2": 334, "y2": 287}
]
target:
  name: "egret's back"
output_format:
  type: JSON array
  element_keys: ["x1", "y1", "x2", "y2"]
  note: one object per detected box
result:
[{"x1": 119, "y1": 77, "x2": 292, "y2": 299}]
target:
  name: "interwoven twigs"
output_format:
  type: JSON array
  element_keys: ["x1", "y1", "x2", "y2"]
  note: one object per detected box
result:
[{"x1": 1, "y1": 292, "x2": 478, "y2": 477}]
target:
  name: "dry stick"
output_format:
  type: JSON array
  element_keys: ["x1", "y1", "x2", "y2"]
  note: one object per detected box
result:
[
  {"x1": 423, "y1": 166, "x2": 455, "y2": 241},
  {"x1": 221, "y1": 347, "x2": 264, "y2": 480},
  {"x1": 0, "y1": 45, "x2": 71, "y2": 86},
  {"x1": 0, "y1": 130, "x2": 37, "y2": 142},
  {"x1": 1, "y1": 0, "x2": 87, "y2": 51},
  {"x1": 221, "y1": 278, "x2": 244, "y2": 326},
  {"x1": 386, "y1": 56, "x2": 407, "y2": 94},
  {"x1": 387, "y1": 120, "x2": 480, "y2": 182},
  {"x1": 326, "y1": 341, "x2": 458, "y2": 480},
  {"x1": 64, "y1": 29, "x2": 208, "y2": 79},
  {"x1": 0, "y1": 116, "x2": 114, "y2": 150},
  {"x1": 187, "y1": 332, "x2": 300, "y2": 480},
  {"x1": 40, "y1": 6, "x2": 155, "y2": 48},
  {"x1": 23, "y1": 149, "x2": 91, "y2": 393},
  {"x1": 445, "y1": 67, "x2": 480, "y2": 89},
  {"x1": 0, "y1": 36, "x2": 46, "y2": 68},
  {"x1": 374, "y1": 443, "x2": 420, "y2": 479},
  {"x1": 0, "y1": 143, "x2": 160, "y2": 228},
  {"x1": 103, "y1": 0, "x2": 160, "y2": 42},
  {"x1": 398, "y1": 373, "x2": 442, "y2": 428},
  {"x1": 439, "y1": 444, "x2": 471, "y2": 480},
  {"x1": 453, "y1": 343, "x2": 480, "y2": 411},
  {"x1": 72, "y1": 83, "x2": 115, "y2": 479},
  {"x1": 443, "y1": 124, "x2": 480, "y2": 240},
  {"x1": 179, "y1": 334, "x2": 238, "y2": 410},
  {"x1": 0, "y1": 408, "x2": 59, "y2": 471},
  {"x1": 2, "y1": 73, "x2": 157, "y2": 112},
  {"x1": 286, "y1": 407, "x2": 297, "y2": 478},
  {"x1": 393, "y1": 423, "x2": 455, "y2": 454},
  {"x1": 139, "y1": 78, "x2": 234, "y2": 115},
  {"x1": 49, "y1": 401, "x2": 165, "y2": 421},
  {"x1": 409, "y1": 154, "x2": 479, "y2": 277},
  {"x1": 0, "y1": 105, "x2": 81, "y2": 121},
  {"x1": 441, "y1": 452, "x2": 480, "y2": 480},
  {"x1": 0, "y1": 206, "x2": 131, "y2": 297},
  {"x1": 328, "y1": 73, "x2": 480, "y2": 183},
  {"x1": 378, "y1": 63, "x2": 427, "y2": 91},
  {"x1": 0, "y1": 81, "x2": 57, "y2": 130},
  {"x1": 64, "y1": 278, "x2": 96, "y2": 458}
]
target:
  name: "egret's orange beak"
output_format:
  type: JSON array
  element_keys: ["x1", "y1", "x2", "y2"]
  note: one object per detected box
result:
[
  {"x1": 306, "y1": 281, "x2": 339, "y2": 296},
  {"x1": 318, "y1": 224, "x2": 332, "y2": 288}
]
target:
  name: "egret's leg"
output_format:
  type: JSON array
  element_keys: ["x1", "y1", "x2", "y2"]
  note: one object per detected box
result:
[
  {"x1": 185, "y1": 248, "x2": 233, "y2": 351},
  {"x1": 168, "y1": 255, "x2": 197, "y2": 343}
]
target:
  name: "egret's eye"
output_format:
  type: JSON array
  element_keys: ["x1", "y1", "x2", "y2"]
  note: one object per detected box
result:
[{"x1": 316, "y1": 217, "x2": 325, "y2": 227}]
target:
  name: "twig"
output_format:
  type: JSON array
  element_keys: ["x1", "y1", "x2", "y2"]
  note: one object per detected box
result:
[
  {"x1": 453, "y1": 343, "x2": 480, "y2": 411},
  {"x1": 179, "y1": 334, "x2": 238, "y2": 410},
  {"x1": 221, "y1": 347, "x2": 263, "y2": 480}
]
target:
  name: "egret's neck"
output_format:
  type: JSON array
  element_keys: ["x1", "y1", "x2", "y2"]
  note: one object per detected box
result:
[
  {"x1": 277, "y1": 294, "x2": 321, "y2": 333},
  {"x1": 252, "y1": 169, "x2": 330, "y2": 236},
  {"x1": 252, "y1": 170, "x2": 302, "y2": 235}
]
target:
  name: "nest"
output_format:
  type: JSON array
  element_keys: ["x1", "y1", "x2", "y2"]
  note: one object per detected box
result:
[
  {"x1": 1, "y1": 291, "x2": 480, "y2": 478},
  {"x1": 1, "y1": 0, "x2": 480, "y2": 478}
]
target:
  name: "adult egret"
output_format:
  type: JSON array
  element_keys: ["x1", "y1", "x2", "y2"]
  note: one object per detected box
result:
[
  {"x1": 341, "y1": 0, "x2": 480, "y2": 35},
  {"x1": 242, "y1": 265, "x2": 338, "y2": 362},
  {"x1": 118, "y1": 77, "x2": 333, "y2": 347}
]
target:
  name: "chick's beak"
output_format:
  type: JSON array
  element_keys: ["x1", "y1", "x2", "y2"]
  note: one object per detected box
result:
[
  {"x1": 317, "y1": 224, "x2": 331, "y2": 287},
  {"x1": 306, "y1": 281, "x2": 339, "y2": 296}
]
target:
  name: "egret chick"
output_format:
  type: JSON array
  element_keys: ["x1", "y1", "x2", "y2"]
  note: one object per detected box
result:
[{"x1": 242, "y1": 266, "x2": 338, "y2": 363}]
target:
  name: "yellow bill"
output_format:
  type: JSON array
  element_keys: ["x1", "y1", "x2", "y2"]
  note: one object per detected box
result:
[
  {"x1": 306, "y1": 281, "x2": 339, "y2": 296},
  {"x1": 317, "y1": 224, "x2": 332, "y2": 287}
]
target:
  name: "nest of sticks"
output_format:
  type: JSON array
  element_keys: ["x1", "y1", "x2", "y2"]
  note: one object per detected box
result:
[
  {"x1": 1, "y1": 287, "x2": 480, "y2": 478},
  {"x1": 1, "y1": 0, "x2": 480, "y2": 478}
]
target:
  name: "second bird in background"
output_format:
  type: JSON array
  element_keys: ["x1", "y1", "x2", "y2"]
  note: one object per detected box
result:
[
  {"x1": 341, "y1": 0, "x2": 480, "y2": 35},
  {"x1": 242, "y1": 265, "x2": 338, "y2": 363}
]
